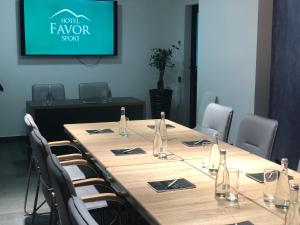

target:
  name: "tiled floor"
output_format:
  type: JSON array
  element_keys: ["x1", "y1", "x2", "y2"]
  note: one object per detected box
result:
[{"x1": 0, "y1": 140, "x2": 49, "y2": 225}]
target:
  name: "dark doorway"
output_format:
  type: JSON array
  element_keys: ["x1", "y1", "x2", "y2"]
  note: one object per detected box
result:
[{"x1": 189, "y1": 4, "x2": 198, "y2": 128}]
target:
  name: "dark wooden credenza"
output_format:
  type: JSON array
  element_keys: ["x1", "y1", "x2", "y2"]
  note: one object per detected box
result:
[{"x1": 26, "y1": 97, "x2": 146, "y2": 141}]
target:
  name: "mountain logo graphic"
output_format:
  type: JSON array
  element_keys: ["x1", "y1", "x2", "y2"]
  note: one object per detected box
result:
[{"x1": 49, "y1": 9, "x2": 91, "y2": 22}]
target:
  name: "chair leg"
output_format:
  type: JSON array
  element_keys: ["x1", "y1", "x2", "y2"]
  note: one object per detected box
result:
[
  {"x1": 31, "y1": 173, "x2": 41, "y2": 225},
  {"x1": 48, "y1": 206, "x2": 54, "y2": 225},
  {"x1": 24, "y1": 156, "x2": 35, "y2": 215},
  {"x1": 49, "y1": 189, "x2": 58, "y2": 225}
]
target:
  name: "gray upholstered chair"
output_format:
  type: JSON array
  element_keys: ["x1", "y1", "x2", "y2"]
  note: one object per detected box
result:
[
  {"x1": 47, "y1": 153, "x2": 124, "y2": 225},
  {"x1": 200, "y1": 103, "x2": 233, "y2": 142},
  {"x1": 194, "y1": 92, "x2": 217, "y2": 131},
  {"x1": 236, "y1": 114, "x2": 278, "y2": 159},
  {"x1": 24, "y1": 118, "x2": 99, "y2": 222},
  {"x1": 79, "y1": 82, "x2": 112, "y2": 102},
  {"x1": 68, "y1": 196, "x2": 99, "y2": 225},
  {"x1": 32, "y1": 83, "x2": 65, "y2": 102}
]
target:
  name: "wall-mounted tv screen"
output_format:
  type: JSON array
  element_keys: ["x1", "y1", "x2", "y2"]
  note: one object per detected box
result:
[{"x1": 21, "y1": 0, "x2": 117, "y2": 56}]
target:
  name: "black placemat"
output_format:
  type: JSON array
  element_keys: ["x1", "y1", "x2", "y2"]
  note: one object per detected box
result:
[
  {"x1": 182, "y1": 139, "x2": 211, "y2": 147},
  {"x1": 86, "y1": 128, "x2": 114, "y2": 134},
  {"x1": 147, "y1": 124, "x2": 175, "y2": 129},
  {"x1": 111, "y1": 148, "x2": 146, "y2": 156},
  {"x1": 228, "y1": 221, "x2": 254, "y2": 225},
  {"x1": 148, "y1": 178, "x2": 196, "y2": 193},
  {"x1": 246, "y1": 172, "x2": 293, "y2": 183}
]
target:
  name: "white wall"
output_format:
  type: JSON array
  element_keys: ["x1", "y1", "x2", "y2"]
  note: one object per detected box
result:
[
  {"x1": 0, "y1": 0, "x2": 180, "y2": 137},
  {"x1": 197, "y1": 0, "x2": 260, "y2": 143}
]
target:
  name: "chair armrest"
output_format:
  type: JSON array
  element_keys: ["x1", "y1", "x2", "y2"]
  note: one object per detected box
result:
[
  {"x1": 60, "y1": 159, "x2": 88, "y2": 166},
  {"x1": 73, "y1": 178, "x2": 105, "y2": 187},
  {"x1": 48, "y1": 140, "x2": 72, "y2": 147},
  {"x1": 81, "y1": 193, "x2": 124, "y2": 205},
  {"x1": 57, "y1": 153, "x2": 83, "y2": 161}
]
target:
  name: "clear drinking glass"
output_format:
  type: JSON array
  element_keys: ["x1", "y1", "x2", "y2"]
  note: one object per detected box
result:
[
  {"x1": 200, "y1": 142, "x2": 211, "y2": 169},
  {"x1": 226, "y1": 168, "x2": 239, "y2": 202},
  {"x1": 263, "y1": 168, "x2": 278, "y2": 203}
]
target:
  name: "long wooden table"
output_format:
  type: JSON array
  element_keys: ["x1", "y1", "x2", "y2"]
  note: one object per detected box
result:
[{"x1": 64, "y1": 119, "x2": 300, "y2": 225}]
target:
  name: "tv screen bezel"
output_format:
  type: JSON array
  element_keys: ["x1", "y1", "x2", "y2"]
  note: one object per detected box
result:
[{"x1": 20, "y1": 0, "x2": 118, "y2": 57}]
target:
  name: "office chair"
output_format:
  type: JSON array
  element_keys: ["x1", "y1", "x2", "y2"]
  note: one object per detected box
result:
[
  {"x1": 32, "y1": 83, "x2": 65, "y2": 102},
  {"x1": 236, "y1": 114, "x2": 278, "y2": 159},
  {"x1": 47, "y1": 153, "x2": 126, "y2": 225},
  {"x1": 79, "y1": 82, "x2": 112, "y2": 102},
  {"x1": 24, "y1": 127, "x2": 101, "y2": 224},
  {"x1": 194, "y1": 92, "x2": 217, "y2": 131},
  {"x1": 200, "y1": 103, "x2": 233, "y2": 142}
]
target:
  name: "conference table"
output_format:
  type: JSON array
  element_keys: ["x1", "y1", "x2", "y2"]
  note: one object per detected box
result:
[{"x1": 64, "y1": 119, "x2": 300, "y2": 225}]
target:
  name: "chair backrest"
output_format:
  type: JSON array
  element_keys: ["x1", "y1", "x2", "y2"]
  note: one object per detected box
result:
[
  {"x1": 201, "y1": 103, "x2": 233, "y2": 142},
  {"x1": 47, "y1": 154, "x2": 76, "y2": 225},
  {"x1": 30, "y1": 129, "x2": 52, "y2": 187},
  {"x1": 32, "y1": 83, "x2": 65, "y2": 102},
  {"x1": 236, "y1": 114, "x2": 278, "y2": 159},
  {"x1": 28, "y1": 128, "x2": 58, "y2": 207},
  {"x1": 195, "y1": 92, "x2": 217, "y2": 131},
  {"x1": 24, "y1": 114, "x2": 38, "y2": 133},
  {"x1": 79, "y1": 82, "x2": 112, "y2": 101},
  {"x1": 68, "y1": 196, "x2": 99, "y2": 225}
]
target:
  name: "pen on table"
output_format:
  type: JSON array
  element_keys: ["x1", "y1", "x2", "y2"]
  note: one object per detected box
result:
[
  {"x1": 167, "y1": 179, "x2": 178, "y2": 188},
  {"x1": 193, "y1": 139, "x2": 210, "y2": 145},
  {"x1": 122, "y1": 147, "x2": 137, "y2": 153},
  {"x1": 193, "y1": 140, "x2": 202, "y2": 145}
]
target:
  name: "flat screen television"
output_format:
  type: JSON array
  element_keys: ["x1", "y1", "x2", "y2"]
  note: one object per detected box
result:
[{"x1": 21, "y1": 0, "x2": 117, "y2": 56}]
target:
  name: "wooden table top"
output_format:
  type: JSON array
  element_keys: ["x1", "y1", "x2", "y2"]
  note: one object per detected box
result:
[
  {"x1": 64, "y1": 119, "x2": 299, "y2": 225},
  {"x1": 108, "y1": 161, "x2": 284, "y2": 225}
]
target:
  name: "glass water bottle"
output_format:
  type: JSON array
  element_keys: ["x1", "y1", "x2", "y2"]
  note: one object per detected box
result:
[
  {"x1": 208, "y1": 132, "x2": 220, "y2": 174},
  {"x1": 158, "y1": 112, "x2": 167, "y2": 159},
  {"x1": 153, "y1": 120, "x2": 162, "y2": 157},
  {"x1": 119, "y1": 107, "x2": 127, "y2": 137},
  {"x1": 284, "y1": 184, "x2": 300, "y2": 225},
  {"x1": 215, "y1": 149, "x2": 229, "y2": 198},
  {"x1": 274, "y1": 158, "x2": 290, "y2": 209}
]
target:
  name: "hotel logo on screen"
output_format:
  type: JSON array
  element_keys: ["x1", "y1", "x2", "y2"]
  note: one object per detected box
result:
[{"x1": 49, "y1": 9, "x2": 91, "y2": 42}]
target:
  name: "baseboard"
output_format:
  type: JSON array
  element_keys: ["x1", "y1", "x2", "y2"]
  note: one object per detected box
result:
[{"x1": 0, "y1": 135, "x2": 28, "y2": 144}]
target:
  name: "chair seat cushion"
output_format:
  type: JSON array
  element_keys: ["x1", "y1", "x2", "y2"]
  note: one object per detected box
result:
[
  {"x1": 75, "y1": 185, "x2": 108, "y2": 210},
  {"x1": 64, "y1": 164, "x2": 99, "y2": 181},
  {"x1": 64, "y1": 165, "x2": 86, "y2": 181}
]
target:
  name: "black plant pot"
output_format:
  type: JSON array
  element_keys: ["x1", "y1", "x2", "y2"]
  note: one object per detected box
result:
[{"x1": 149, "y1": 89, "x2": 173, "y2": 119}]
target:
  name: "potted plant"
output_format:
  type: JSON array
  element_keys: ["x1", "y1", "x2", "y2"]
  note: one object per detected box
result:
[{"x1": 149, "y1": 41, "x2": 180, "y2": 119}]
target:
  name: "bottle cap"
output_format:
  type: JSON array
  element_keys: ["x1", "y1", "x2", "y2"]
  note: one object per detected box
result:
[
  {"x1": 213, "y1": 132, "x2": 219, "y2": 137},
  {"x1": 290, "y1": 183, "x2": 299, "y2": 191},
  {"x1": 121, "y1": 106, "x2": 125, "y2": 110},
  {"x1": 281, "y1": 158, "x2": 288, "y2": 164},
  {"x1": 161, "y1": 112, "x2": 165, "y2": 116},
  {"x1": 220, "y1": 149, "x2": 226, "y2": 155}
]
